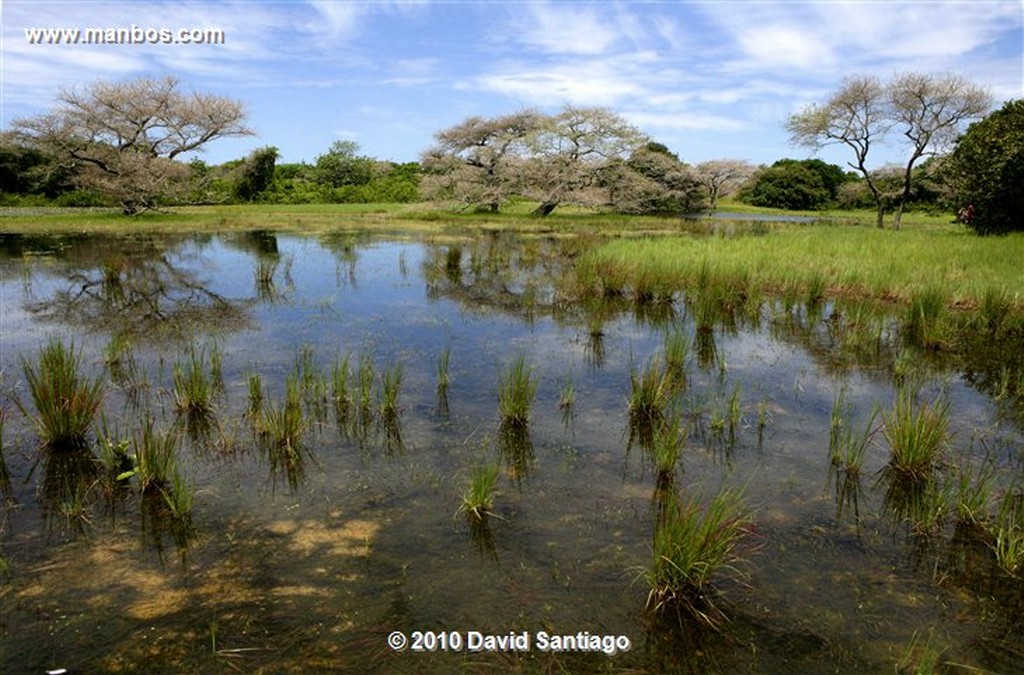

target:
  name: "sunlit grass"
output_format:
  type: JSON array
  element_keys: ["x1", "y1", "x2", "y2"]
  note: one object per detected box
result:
[
  {"x1": 498, "y1": 353, "x2": 537, "y2": 428},
  {"x1": 628, "y1": 357, "x2": 670, "y2": 428},
  {"x1": 379, "y1": 361, "x2": 403, "y2": 421},
  {"x1": 19, "y1": 338, "x2": 104, "y2": 451},
  {"x1": 644, "y1": 486, "x2": 754, "y2": 628},
  {"x1": 172, "y1": 344, "x2": 217, "y2": 415},
  {"x1": 458, "y1": 464, "x2": 501, "y2": 521},
  {"x1": 882, "y1": 388, "x2": 950, "y2": 480},
  {"x1": 133, "y1": 418, "x2": 179, "y2": 494}
]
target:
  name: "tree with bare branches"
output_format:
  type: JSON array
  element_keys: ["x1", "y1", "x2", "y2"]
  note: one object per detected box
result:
[
  {"x1": 9, "y1": 76, "x2": 252, "y2": 214},
  {"x1": 695, "y1": 159, "x2": 756, "y2": 211}
]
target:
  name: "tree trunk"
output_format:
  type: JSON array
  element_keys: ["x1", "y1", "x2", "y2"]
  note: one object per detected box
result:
[
  {"x1": 875, "y1": 202, "x2": 885, "y2": 229},
  {"x1": 531, "y1": 201, "x2": 558, "y2": 217},
  {"x1": 891, "y1": 202, "x2": 904, "y2": 231}
]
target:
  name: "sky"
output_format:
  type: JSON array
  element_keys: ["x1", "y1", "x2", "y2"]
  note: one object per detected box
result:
[{"x1": 2, "y1": 1, "x2": 1021, "y2": 170}]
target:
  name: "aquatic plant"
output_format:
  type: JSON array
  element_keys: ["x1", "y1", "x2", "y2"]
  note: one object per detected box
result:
[
  {"x1": 991, "y1": 490, "x2": 1024, "y2": 577},
  {"x1": 558, "y1": 375, "x2": 575, "y2": 411},
  {"x1": 331, "y1": 352, "x2": 352, "y2": 427},
  {"x1": 644, "y1": 486, "x2": 754, "y2": 628},
  {"x1": 458, "y1": 464, "x2": 501, "y2": 521},
  {"x1": 650, "y1": 416, "x2": 685, "y2": 485},
  {"x1": 436, "y1": 345, "x2": 451, "y2": 392},
  {"x1": 261, "y1": 374, "x2": 305, "y2": 454},
  {"x1": 883, "y1": 388, "x2": 949, "y2": 480},
  {"x1": 628, "y1": 357, "x2": 670, "y2": 427},
  {"x1": 663, "y1": 326, "x2": 689, "y2": 388},
  {"x1": 829, "y1": 390, "x2": 879, "y2": 476},
  {"x1": 498, "y1": 353, "x2": 537, "y2": 428},
  {"x1": 896, "y1": 629, "x2": 945, "y2": 675},
  {"x1": 20, "y1": 338, "x2": 104, "y2": 451},
  {"x1": 133, "y1": 418, "x2": 179, "y2": 494},
  {"x1": 162, "y1": 469, "x2": 195, "y2": 526},
  {"x1": 727, "y1": 385, "x2": 742, "y2": 441},
  {"x1": 246, "y1": 371, "x2": 264, "y2": 419},
  {"x1": 172, "y1": 344, "x2": 216, "y2": 415},
  {"x1": 357, "y1": 353, "x2": 375, "y2": 418},
  {"x1": 953, "y1": 460, "x2": 995, "y2": 528},
  {"x1": 379, "y1": 361, "x2": 403, "y2": 421}
]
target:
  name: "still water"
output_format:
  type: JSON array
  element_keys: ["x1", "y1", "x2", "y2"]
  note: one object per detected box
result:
[{"x1": 0, "y1": 231, "x2": 1021, "y2": 673}]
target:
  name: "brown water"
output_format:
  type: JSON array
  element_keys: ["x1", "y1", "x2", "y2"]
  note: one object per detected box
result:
[{"x1": 0, "y1": 231, "x2": 1022, "y2": 673}]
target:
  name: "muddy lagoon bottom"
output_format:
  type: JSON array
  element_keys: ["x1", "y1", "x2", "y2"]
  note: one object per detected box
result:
[{"x1": 0, "y1": 231, "x2": 1022, "y2": 673}]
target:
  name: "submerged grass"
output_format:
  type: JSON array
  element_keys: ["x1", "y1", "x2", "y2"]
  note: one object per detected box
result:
[
  {"x1": 172, "y1": 344, "x2": 218, "y2": 415},
  {"x1": 19, "y1": 338, "x2": 104, "y2": 451},
  {"x1": 629, "y1": 357, "x2": 671, "y2": 427},
  {"x1": 644, "y1": 486, "x2": 754, "y2": 628},
  {"x1": 133, "y1": 418, "x2": 179, "y2": 494}
]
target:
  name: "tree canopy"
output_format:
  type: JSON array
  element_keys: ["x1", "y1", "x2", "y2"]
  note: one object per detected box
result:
[
  {"x1": 8, "y1": 76, "x2": 252, "y2": 214},
  {"x1": 944, "y1": 99, "x2": 1024, "y2": 235}
]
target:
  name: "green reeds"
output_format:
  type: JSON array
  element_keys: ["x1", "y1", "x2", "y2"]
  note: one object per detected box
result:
[
  {"x1": 133, "y1": 418, "x2": 179, "y2": 494},
  {"x1": 991, "y1": 490, "x2": 1024, "y2": 577},
  {"x1": 379, "y1": 361, "x2": 403, "y2": 420},
  {"x1": 20, "y1": 338, "x2": 104, "y2": 451},
  {"x1": 829, "y1": 389, "x2": 878, "y2": 476},
  {"x1": 247, "y1": 371, "x2": 264, "y2": 419},
  {"x1": 436, "y1": 345, "x2": 451, "y2": 392},
  {"x1": 172, "y1": 344, "x2": 216, "y2": 414},
  {"x1": 905, "y1": 286, "x2": 948, "y2": 350},
  {"x1": 558, "y1": 375, "x2": 575, "y2": 411},
  {"x1": 357, "y1": 353, "x2": 375, "y2": 419},
  {"x1": 628, "y1": 357, "x2": 670, "y2": 427},
  {"x1": 498, "y1": 354, "x2": 537, "y2": 428},
  {"x1": 261, "y1": 375, "x2": 305, "y2": 454},
  {"x1": 954, "y1": 460, "x2": 995, "y2": 528},
  {"x1": 458, "y1": 464, "x2": 501, "y2": 520},
  {"x1": 331, "y1": 352, "x2": 352, "y2": 427},
  {"x1": 882, "y1": 388, "x2": 949, "y2": 480},
  {"x1": 644, "y1": 487, "x2": 754, "y2": 627},
  {"x1": 651, "y1": 416, "x2": 685, "y2": 484},
  {"x1": 663, "y1": 326, "x2": 689, "y2": 388}
]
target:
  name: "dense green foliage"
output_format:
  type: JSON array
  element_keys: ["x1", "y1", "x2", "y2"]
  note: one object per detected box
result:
[
  {"x1": 738, "y1": 158, "x2": 851, "y2": 210},
  {"x1": 233, "y1": 146, "x2": 279, "y2": 202},
  {"x1": 944, "y1": 99, "x2": 1024, "y2": 234}
]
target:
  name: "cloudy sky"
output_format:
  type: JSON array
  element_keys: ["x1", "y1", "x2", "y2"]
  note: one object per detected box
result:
[{"x1": 2, "y1": 1, "x2": 1021, "y2": 169}]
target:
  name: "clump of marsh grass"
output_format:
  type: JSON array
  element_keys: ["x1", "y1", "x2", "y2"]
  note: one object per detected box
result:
[
  {"x1": 828, "y1": 389, "x2": 879, "y2": 477},
  {"x1": 498, "y1": 354, "x2": 537, "y2": 428},
  {"x1": 953, "y1": 459, "x2": 995, "y2": 529},
  {"x1": 378, "y1": 361, "x2": 403, "y2": 421},
  {"x1": 246, "y1": 371, "x2": 264, "y2": 420},
  {"x1": 260, "y1": 375, "x2": 308, "y2": 490},
  {"x1": 628, "y1": 357, "x2": 671, "y2": 427},
  {"x1": 172, "y1": 344, "x2": 217, "y2": 415},
  {"x1": 436, "y1": 345, "x2": 451, "y2": 392},
  {"x1": 991, "y1": 490, "x2": 1024, "y2": 577},
  {"x1": 882, "y1": 388, "x2": 950, "y2": 480},
  {"x1": 896, "y1": 629, "x2": 946, "y2": 675},
  {"x1": 650, "y1": 415, "x2": 685, "y2": 487},
  {"x1": 558, "y1": 375, "x2": 575, "y2": 410},
  {"x1": 904, "y1": 286, "x2": 949, "y2": 350},
  {"x1": 19, "y1": 338, "x2": 104, "y2": 451},
  {"x1": 458, "y1": 464, "x2": 501, "y2": 521},
  {"x1": 331, "y1": 352, "x2": 352, "y2": 428},
  {"x1": 663, "y1": 326, "x2": 689, "y2": 389},
  {"x1": 356, "y1": 353, "x2": 375, "y2": 421},
  {"x1": 644, "y1": 487, "x2": 755, "y2": 628},
  {"x1": 132, "y1": 418, "x2": 179, "y2": 494}
]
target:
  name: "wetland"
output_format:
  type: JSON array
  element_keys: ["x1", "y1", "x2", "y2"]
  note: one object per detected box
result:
[{"x1": 0, "y1": 226, "x2": 1023, "y2": 673}]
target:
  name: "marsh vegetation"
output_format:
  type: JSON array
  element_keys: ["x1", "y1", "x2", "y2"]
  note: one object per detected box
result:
[{"x1": 0, "y1": 226, "x2": 1022, "y2": 673}]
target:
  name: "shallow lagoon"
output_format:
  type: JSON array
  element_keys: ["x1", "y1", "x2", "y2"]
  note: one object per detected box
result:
[{"x1": 0, "y1": 231, "x2": 1022, "y2": 673}]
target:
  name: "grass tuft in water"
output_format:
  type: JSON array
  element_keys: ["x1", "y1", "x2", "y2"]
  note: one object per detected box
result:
[
  {"x1": 498, "y1": 353, "x2": 537, "y2": 428},
  {"x1": 663, "y1": 326, "x2": 689, "y2": 388},
  {"x1": 651, "y1": 415, "x2": 685, "y2": 485},
  {"x1": 459, "y1": 464, "x2": 501, "y2": 521},
  {"x1": 331, "y1": 352, "x2": 352, "y2": 428},
  {"x1": 436, "y1": 345, "x2": 451, "y2": 392},
  {"x1": 904, "y1": 286, "x2": 949, "y2": 350},
  {"x1": 133, "y1": 418, "x2": 179, "y2": 494},
  {"x1": 991, "y1": 490, "x2": 1024, "y2": 577},
  {"x1": 246, "y1": 371, "x2": 264, "y2": 420},
  {"x1": 260, "y1": 375, "x2": 308, "y2": 490},
  {"x1": 357, "y1": 353, "x2": 375, "y2": 420},
  {"x1": 882, "y1": 388, "x2": 949, "y2": 480},
  {"x1": 20, "y1": 338, "x2": 104, "y2": 451},
  {"x1": 172, "y1": 344, "x2": 216, "y2": 415},
  {"x1": 629, "y1": 357, "x2": 670, "y2": 428},
  {"x1": 829, "y1": 389, "x2": 879, "y2": 476},
  {"x1": 644, "y1": 486, "x2": 754, "y2": 629},
  {"x1": 378, "y1": 361, "x2": 403, "y2": 421}
]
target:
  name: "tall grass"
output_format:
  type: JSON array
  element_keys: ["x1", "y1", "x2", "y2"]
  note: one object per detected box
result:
[
  {"x1": 628, "y1": 357, "x2": 670, "y2": 427},
  {"x1": 331, "y1": 352, "x2": 352, "y2": 427},
  {"x1": 379, "y1": 361, "x2": 403, "y2": 421},
  {"x1": 172, "y1": 344, "x2": 216, "y2": 414},
  {"x1": 991, "y1": 490, "x2": 1024, "y2": 577},
  {"x1": 883, "y1": 388, "x2": 950, "y2": 480},
  {"x1": 20, "y1": 338, "x2": 104, "y2": 450},
  {"x1": 663, "y1": 326, "x2": 689, "y2": 388},
  {"x1": 436, "y1": 345, "x2": 451, "y2": 392},
  {"x1": 650, "y1": 415, "x2": 685, "y2": 484},
  {"x1": 261, "y1": 375, "x2": 307, "y2": 490},
  {"x1": 247, "y1": 371, "x2": 264, "y2": 419},
  {"x1": 644, "y1": 487, "x2": 754, "y2": 627},
  {"x1": 829, "y1": 389, "x2": 878, "y2": 476},
  {"x1": 498, "y1": 354, "x2": 537, "y2": 428},
  {"x1": 133, "y1": 418, "x2": 179, "y2": 494},
  {"x1": 905, "y1": 286, "x2": 949, "y2": 350}
]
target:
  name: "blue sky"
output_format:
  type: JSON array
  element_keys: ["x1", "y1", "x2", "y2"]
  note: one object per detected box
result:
[{"x1": 2, "y1": 1, "x2": 1021, "y2": 170}]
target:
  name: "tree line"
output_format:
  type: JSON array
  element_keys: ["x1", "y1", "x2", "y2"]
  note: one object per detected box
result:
[{"x1": 1, "y1": 74, "x2": 1020, "y2": 234}]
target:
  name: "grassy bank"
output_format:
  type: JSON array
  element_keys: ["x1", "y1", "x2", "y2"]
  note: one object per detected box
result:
[{"x1": 573, "y1": 223, "x2": 1024, "y2": 311}]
